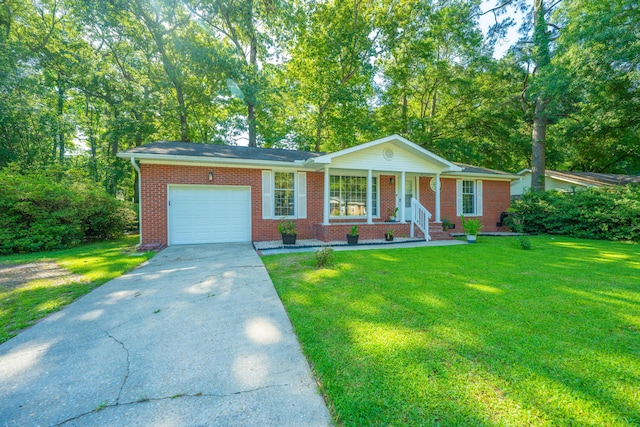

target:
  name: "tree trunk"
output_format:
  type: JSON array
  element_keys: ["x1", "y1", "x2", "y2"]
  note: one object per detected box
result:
[
  {"x1": 56, "y1": 76, "x2": 65, "y2": 163},
  {"x1": 530, "y1": 0, "x2": 551, "y2": 192},
  {"x1": 531, "y1": 96, "x2": 547, "y2": 191},
  {"x1": 247, "y1": 0, "x2": 257, "y2": 147},
  {"x1": 175, "y1": 83, "x2": 189, "y2": 142}
]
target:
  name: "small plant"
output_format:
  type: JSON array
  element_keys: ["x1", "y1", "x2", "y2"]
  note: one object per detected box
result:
[
  {"x1": 315, "y1": 246, "x2": 335, "y2": 268},
  {"x1": 507, "y1": 213, "x2": 532, "y2": 250},
  {"x1": 518, "y1": 236, "x2": 532, "y2": 250},
  {"x1": 96, "y1": 402, "x2": 109, "y2": 412},
  {"x1": 384, "y1": 229, "x2": 395, "y2": 241},
  {"x1": 388, "y1": 207, "x2": 399, "y2": 221},
  {"x1": 461, "y1": 215, "x2": 483, "y2": 235},
  {"x1": 277, "y1": 220, "x2": 297, "y2": 235},
  {"x1": 441, "y1": 218, "x2": 453, "y2": 231},
  {"x1": 347, "y1": 225, "x2": 359, "y2": 245}
]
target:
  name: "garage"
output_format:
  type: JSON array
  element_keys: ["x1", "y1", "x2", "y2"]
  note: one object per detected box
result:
[{"x1": 168, "y1": 185, "x2": 251, "y2": 245}]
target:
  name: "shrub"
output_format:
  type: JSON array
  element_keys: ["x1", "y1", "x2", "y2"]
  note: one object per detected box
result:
[
  {"x1": 511, "y1": 185, "x2": 640, "y2": 242},
  {"x1": 315, "y1": 246, "x2": 335, "y2": 268},
  {"x1": 0, "y1": 168, "x2": 136, "y2": 254}
]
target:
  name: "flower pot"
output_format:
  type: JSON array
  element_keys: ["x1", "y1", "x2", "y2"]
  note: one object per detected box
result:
[
  {"x1": 384, "y1": 233, "x2": 394, "y2": 242},
  {"x1": 281, "y1": 233, "x2": 297, "y2": 245},
  {"x1": 466, "y1": 234, "x2": 477, "y2": 243},
  {"x1": 346, "y1": 234, "x2": 359, "y2": 245}
]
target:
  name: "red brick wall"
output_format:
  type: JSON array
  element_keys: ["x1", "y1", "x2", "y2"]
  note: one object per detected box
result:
[
  {"x1": 139, "y1": 163, "x2": 511, "y2": 246},
  {"x1": 139, "y1": 164, "x2": 324, "y2": 247},
  {"x1": 440, "y1": 178, "x2": 511, "y2": 232}
]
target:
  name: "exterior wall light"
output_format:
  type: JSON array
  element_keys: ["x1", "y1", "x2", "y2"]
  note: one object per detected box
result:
[{"x1": 208, "y1": 171, "x2": 214, "y2": 181}]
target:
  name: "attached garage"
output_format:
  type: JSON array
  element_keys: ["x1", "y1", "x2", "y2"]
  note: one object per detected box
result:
[{"x1": 168, "y1": 185, "x2": 251, "y2": 245}]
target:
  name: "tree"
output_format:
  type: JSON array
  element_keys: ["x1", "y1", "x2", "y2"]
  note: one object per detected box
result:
[
  {"x1": 552, "y1": 0, "x2": 640, "y2": 173},
  {"x1": 482, "y1": 0, "x2": 563, "y2": 189},
  {"x1": 286, "y1": 0, "x2": 378, "y2": 152}
]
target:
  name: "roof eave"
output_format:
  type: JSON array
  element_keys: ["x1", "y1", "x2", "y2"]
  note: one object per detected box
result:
[
  {"x1": 116, "y1": 152, "x2": 305, "y2": 168},
  {"x1": 442, "y1": 171, "x2": 520, "y2": 181}
]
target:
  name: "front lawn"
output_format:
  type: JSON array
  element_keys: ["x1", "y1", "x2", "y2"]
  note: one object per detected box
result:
[
  {"x1": 263, "y1": 236, "x2": 640, "y2": 426},
  {"x1": 0, "y1": 235, "x2": 154, "y2": 344}
]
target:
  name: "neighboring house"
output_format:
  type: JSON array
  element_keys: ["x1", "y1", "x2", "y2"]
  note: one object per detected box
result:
[
  {"x1": 511, "y1": 169, "x2": 640, "y2": 198},
  {"x1": 117, "y1": 135, "x2": 518, "y2": 249}
]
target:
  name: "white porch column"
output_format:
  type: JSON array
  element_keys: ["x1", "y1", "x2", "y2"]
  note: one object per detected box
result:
[
  {"x1": 400, "y1": 171, "x2": 406, "y2": 223},
  {"x1": 435, "y1": 173, "x2": 441, "y2": 222},
  {"x1": 366, "y1": 169, "x2": 373, "y2": 224},
  {"x1": 323, "y1": 166, "x2": 330, "y2": 225}
]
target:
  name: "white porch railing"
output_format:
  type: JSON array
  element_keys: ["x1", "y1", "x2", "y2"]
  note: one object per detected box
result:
[{"x1": 411, "y1": 198, "x2": 432, "y2": 241}]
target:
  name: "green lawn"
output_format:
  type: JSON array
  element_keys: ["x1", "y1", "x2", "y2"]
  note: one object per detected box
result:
[
  {"x1": 263, "y1": 236, "x2": 640, "y2": 426},
  {"x1": 0, "y1": 235, "x2": 155, "y2": 344}
]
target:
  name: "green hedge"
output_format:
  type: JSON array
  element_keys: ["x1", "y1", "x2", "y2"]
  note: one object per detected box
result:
[
  {"x1": 511, "y1": 185, "x2": 640, "y2": 242},
  {"x1": 0, "y1": 169, "x2": 136, "y2": 254}
]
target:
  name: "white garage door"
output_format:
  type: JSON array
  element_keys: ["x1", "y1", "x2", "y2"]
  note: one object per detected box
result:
[{"x1": 169, "y1": 185, "x2": 251, "y2": 245}]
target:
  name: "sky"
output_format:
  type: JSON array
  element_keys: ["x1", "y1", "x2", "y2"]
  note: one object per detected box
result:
[{"x1": 478, "y1": 0, "x2": 525, "y2": 59}]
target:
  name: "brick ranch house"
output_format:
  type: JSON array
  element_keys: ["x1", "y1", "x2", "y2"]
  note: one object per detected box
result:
[{"x1": 117, "y1": 135, "x2": 518, "y2": 249}]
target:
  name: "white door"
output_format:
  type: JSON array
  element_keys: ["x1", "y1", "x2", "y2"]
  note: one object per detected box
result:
[
  {"x1": 169, "y1": 185, "x2": 251, "y2": 245},
  {"x1": 404, "y1": 178, "x2": 415, "y2": 221}
]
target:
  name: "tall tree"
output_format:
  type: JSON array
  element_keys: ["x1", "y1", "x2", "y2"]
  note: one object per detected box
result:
[
  {"x1": 482, "y1": 0, "x2": 562, "y2": 189},
  {"x1": 185, "y1": 0, "x2": 287, "y2": 147}
]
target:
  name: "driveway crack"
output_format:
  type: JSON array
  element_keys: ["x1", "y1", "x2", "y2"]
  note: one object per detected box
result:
[
  {"x1": 49, "y1": 384, "x2": 290, "y2": 426},
  {"x1": 106, "y1": 331, "x2": 130, "y2": 404}
]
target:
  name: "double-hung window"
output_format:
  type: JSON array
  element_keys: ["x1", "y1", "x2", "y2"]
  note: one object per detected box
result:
[
  {"x1": 456, "y1": 179, "x2": 483, "y2": 216},
  {"x1": 462, "y1": 180, "x2": 475, "y2": 215},
  {"x1": 274, "y1": 172, "x2": 295, "y2": 217},
  {"x1": 329, "y1": 175, "x2": 378, "y2": 217},
  {"x1": 262, "y1": 170, "x2": 306, "y2": 219}
]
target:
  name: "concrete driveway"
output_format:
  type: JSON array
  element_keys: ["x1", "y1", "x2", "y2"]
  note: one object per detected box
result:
[{"x1": 0, "y1": 244, "x2": 332, "y2": 426}]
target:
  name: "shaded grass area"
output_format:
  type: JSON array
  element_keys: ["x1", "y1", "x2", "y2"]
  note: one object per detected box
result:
[
  {"x1": 263, "y1": 236, "x2": 640, "y2": 426},
  {"x1": 0, "y1": 236, "x2": 154, "y2": 343}
]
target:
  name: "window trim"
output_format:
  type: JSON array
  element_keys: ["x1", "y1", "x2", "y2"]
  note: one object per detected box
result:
[
  {"x1": 456, "y1": 179, "x2": 483, "y2": 217},
  {"x1": 329, "y1": 174, "x2": 380, "y2": 219},
  {"x1": 273, "y1": 170, "x2": 296, "y2": 219}
]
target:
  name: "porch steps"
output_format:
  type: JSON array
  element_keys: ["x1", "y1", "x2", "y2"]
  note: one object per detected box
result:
[{"x1": 429, "y1": 222, "x2": 455, "y2": 241}]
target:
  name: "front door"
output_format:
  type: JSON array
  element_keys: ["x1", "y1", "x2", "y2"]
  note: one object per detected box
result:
[{"x1": 404, "y1": 178, "x2": 415, "y2": 221}]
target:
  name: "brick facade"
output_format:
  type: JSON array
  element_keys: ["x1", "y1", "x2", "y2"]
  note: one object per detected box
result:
[{"x1": 139, "y1": 163, "x2": 511, "y2": 247}]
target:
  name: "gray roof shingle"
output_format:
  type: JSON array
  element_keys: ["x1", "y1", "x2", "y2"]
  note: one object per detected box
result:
[
  {"x1": 547, "y1": 170, "x2": 640, "y2": 186},
  {"x1": 120, "y1": 141, "x2": 323, "y2": 162}
]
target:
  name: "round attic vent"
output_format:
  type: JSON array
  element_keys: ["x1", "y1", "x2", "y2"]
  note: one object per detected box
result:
[{"x1": 383, "y1": 148, "x2": 394, "y2": 160}]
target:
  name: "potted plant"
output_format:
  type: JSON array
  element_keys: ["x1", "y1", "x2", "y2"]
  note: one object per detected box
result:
[
  {"x1": 388, "y1": 207, "x2": 399, "y2": 222},
  {"x1": 384, "y1": 229, "x2": 395, "y2": 241},
  {"x1": 277, "y1": 220, "x2": 297, "y2": 245},
  {"x1": 441, "y1": 218, "x2": 454, "y2": 231},
  {"x1": 461, "y1": 215, "x2": 483, "y2": 243},
  {"x1": 347, "y1": 225, "x2": 359, "y2": 245}
]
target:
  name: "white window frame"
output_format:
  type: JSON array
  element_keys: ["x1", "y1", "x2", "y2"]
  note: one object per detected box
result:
[
  {"x1": 262, "y1": 170, "x2": 307, "y2": 219},
  {"x1": 456, "y1": 179, "x2": 483, "y2": 217},
  {"x1": 329, "y1": 174, "x2": 379, "y2": 218},
  {"x1": 274, "y1": 171, "x2": 296, "y2": 218}
]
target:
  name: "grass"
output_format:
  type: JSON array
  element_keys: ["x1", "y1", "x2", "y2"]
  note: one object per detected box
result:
[
  {"x1": 0, "y1": 235, "x2": 155, "y2": 344},
  {"x1": 263, "y1": 236, "x2": 640, "y2": 426}
]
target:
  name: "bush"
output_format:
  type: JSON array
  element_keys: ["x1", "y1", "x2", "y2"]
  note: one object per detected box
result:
[
  {"x1": 511, "y1": 185, "x2": 640, "y2": 242},
  {"x1": 0, "y1": 168, "x2": 136, "y2": 254},
  {"x1": 315, "y1": 246, "x2": 335, "y2": 268}
]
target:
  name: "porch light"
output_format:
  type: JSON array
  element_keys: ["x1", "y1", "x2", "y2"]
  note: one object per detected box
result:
[
  {"x1": 389, "y1": 177, "x2": 395, "y2": 185},
  {"x1": 208, "y1": 171, "x2": 214, "y2": 181}
]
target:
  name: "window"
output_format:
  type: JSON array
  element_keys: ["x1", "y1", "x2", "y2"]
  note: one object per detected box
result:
[
  {"x1": 457, "y1": 179, "x2": 483, "y2": 217},
  {"x1": 462, "y1": 180, "x2": 475, "y2": 215},
  {"x1": 274, "y1": 172, "x2": 295, "y2": 217},
  {"x1": 330, "y1": 176, "x2": 378, "y2": 217}
]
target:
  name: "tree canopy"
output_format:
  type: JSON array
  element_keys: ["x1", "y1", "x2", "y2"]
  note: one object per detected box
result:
[{"x1": 0, "y1": 0, "x2": 637, "y2": 199}]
